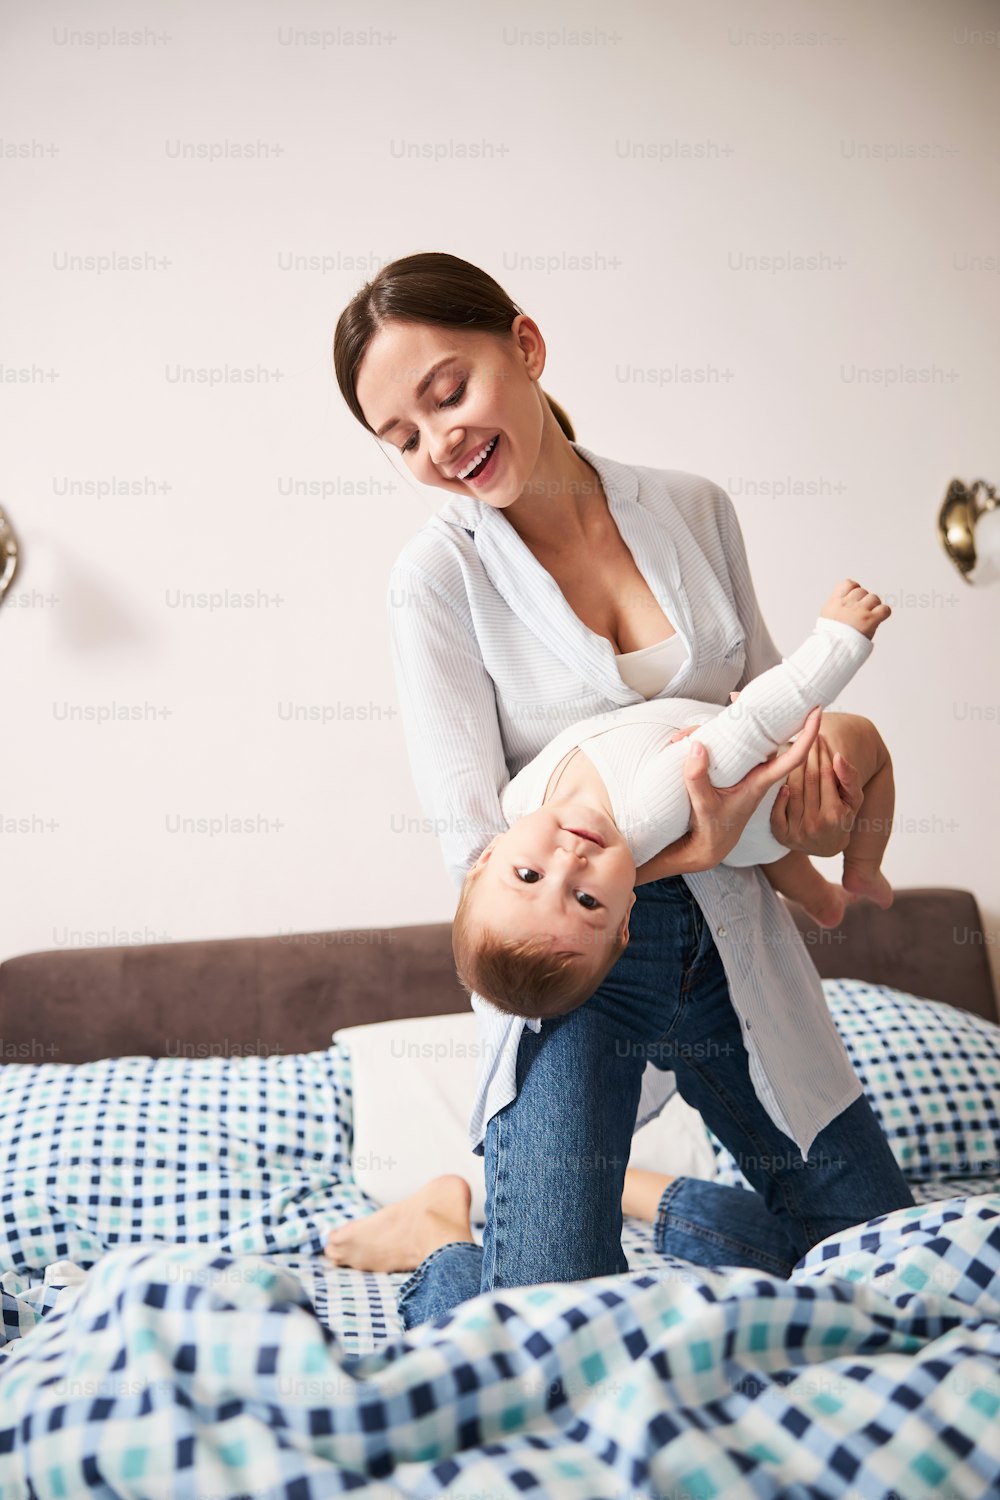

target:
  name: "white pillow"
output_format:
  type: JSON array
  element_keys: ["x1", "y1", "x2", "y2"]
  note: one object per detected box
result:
[{"x1": 333, "y1": 1011, "x2": 716, "y2": 1222}]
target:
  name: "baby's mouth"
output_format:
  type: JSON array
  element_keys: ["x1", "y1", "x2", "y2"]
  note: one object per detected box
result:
[{"x1": 563, "y1": 827, "x2": 605, "y2": 848}]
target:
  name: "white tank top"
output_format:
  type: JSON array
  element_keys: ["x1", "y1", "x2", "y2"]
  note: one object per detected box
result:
[{"x1": 615, "y1": 631, "x2": 688, "y2": 698}]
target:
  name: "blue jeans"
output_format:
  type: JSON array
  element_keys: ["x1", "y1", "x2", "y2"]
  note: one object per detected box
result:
[{"x1": 396, "y1": 875, "x2": 914, "y2": 1331}]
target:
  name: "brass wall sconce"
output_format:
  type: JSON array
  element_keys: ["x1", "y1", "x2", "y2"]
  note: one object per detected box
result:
[
  {"x1": 0, "y1": 505, "x2": 19, "y2": 606},
  {"x1": 938, "y1": 478, "x2": 1000, "y2": 585}
]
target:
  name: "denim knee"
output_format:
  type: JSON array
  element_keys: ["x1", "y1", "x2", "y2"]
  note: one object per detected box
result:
[
  {"x1": 396, "y1": 1240, "x2": 483, "y2": 1332},
  {"x1": 653, "y1": 1175, "x2": 800, "y2": 1279}
]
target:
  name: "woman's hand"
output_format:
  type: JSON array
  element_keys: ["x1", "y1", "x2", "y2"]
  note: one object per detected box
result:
[
  {"x1": 633, "y1": 707, "x2": 824, "y2": 883},
  {"x1": 768, "y1": 731, "x2": 864, "y2": 857}
]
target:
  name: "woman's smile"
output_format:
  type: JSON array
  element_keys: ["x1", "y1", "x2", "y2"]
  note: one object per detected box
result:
[{"x1": 456, "y1": 432, "x2": 502, "y2": 487}]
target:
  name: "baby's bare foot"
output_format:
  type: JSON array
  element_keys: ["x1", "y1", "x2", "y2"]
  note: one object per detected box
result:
[
  {"x1": 820, "y1": 579, "x2": 891, "y2": 641},
  {"x1": 324, "y1": 1174, "x2": 474, "y2": 1273},
  {"x1": 842, "y1": 858, "x2": 894, "y2": 911},
  {"x1": 805, "y1": 879, "x2": 857, "y2": 930}
]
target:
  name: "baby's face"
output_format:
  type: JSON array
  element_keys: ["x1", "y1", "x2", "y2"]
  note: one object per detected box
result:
[{"x1": 469, "y1": 801, "x2": 637, "y2": 960}]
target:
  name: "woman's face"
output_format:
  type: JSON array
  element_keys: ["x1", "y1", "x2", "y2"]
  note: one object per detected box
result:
[{"x1": 354, "y1": 317, "x2": 548, "y2": 506}]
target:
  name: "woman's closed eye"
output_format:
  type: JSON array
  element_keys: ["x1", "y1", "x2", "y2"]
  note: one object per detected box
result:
[
  {"x1": 513, "y1": 867, "x2": 602, "y2": 909},
  {"x1": 400, "y1": 380, "x2": 466, "y2": 455}
]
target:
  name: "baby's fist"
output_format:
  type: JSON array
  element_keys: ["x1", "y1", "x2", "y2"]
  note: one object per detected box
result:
[{"x1": 821, "y1": 579, "x2": 891, "y2": 641}]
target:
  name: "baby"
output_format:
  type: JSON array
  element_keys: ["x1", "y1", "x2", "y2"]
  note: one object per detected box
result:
[{"x1": 452, "y1": 580, "x2": 894, "y2": 1020}]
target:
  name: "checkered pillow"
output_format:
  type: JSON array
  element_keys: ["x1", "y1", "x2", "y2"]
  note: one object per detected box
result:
[
  {"x1": 0, "y1": 1045, "x2": 356, "y2": 1273},
  {"x1": 710, "y1": 980, "x2": 1000, "y2": 1187}
]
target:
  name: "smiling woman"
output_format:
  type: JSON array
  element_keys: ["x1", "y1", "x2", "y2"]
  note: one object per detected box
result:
[
  {"x1": 347, "y1": 312, "x2": 591, "y2": 540},
  {"x1": 328, "y1": 250, "x2": 913, "y2": 1330},
  {"x1": 334, "y1": 254, "x2": 576, "y2": 473}
]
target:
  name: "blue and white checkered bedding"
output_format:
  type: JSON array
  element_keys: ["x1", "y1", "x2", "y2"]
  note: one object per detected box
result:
[
  {"x1": 2, "y1": 1194, "x2": 1000, "y2": 1497},
  {"x1": 0, "y1": 1047, "x2": 360, "y2": 1272},
  {"x1": 710, "y1": 980, "x2": 1000, "y2": 1191},
  {"x1": 2, "y1": 980, "x2": 1000, "y2": 1495}
]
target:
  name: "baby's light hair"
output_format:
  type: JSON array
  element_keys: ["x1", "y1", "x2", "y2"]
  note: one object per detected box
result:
[{"x1": 451, "y1": 862, "x2": 628, "y2": 1018}]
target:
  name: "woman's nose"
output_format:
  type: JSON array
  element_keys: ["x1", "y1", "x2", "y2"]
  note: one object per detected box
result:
[{"x1": 429, "y1": 428, "x2": 464, "y2": 471}]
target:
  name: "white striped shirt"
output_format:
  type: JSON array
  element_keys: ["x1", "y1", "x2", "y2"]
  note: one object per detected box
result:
[{"x1": 386, "y1": 443, "x2": 863, "y2": 1161}]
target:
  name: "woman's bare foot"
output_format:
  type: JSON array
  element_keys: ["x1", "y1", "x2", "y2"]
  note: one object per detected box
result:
[
  {"x1": 622, "y1": 1168, "x2": 674, "y2": 1222},
  {"x1": 842, "y1": 858, "x2": 894, "y2": 911},
  {"x1": 820, "y1": 579, "x2": 891, "y2": 640},
  {"x1": 324, "y1": 1174, "x2": 475, "y2": 1273}
]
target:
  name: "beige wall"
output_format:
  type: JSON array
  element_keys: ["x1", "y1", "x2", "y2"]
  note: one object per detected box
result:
[{"x1": 3, "y1": 0, "x2": 998, "y2": 997}]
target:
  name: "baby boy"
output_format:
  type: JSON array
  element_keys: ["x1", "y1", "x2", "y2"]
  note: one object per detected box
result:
[{"x1": 452, "y1": 580, "x2": 894, "y2": 1019}]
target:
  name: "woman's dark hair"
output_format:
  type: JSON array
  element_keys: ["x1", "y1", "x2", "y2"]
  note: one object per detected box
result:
[{"x1": 333, "y1": 251, "x2": 574, "y2": 441}]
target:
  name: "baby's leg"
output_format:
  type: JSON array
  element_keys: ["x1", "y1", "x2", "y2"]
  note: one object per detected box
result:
[
  {"x1": 819, "y1": 712, "x2": 895, "y2": 910},
  {"x1": 761, "y1": 850, "x2": 855, "y2": 929},
  {"x1": 630, "y1": 617, "x2": 873, "y2": 871},
  {"x1": 687, "y1": 615, "x2": 872, "y2": 789}
]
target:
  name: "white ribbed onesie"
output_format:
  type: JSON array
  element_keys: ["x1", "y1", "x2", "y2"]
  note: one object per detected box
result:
[{"x1": 500, "y1": 615, "x2": 872, "y2": 868}]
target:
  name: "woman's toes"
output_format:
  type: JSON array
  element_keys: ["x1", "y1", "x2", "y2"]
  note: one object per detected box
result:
[{"x1": 324, "y1": 1226, "x2": 348, "y2": 1261}]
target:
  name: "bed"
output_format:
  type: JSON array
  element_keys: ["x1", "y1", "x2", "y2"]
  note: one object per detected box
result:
[{"x1": 0, "y1": 888, "x2": 997, "y2": 1498}]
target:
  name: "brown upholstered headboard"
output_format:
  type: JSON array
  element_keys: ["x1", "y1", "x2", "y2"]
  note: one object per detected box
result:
[{"x1": 0, "y1": 888, "x2": 994, "y2": 1064}]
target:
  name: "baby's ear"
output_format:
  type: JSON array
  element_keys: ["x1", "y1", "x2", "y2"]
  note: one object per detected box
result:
[
  {"x1": 474, "y1": 834, "x2": 501, "y2": 866},
  {"x1": 622, "y1": 890, "x2": 637, "y2": 937}
]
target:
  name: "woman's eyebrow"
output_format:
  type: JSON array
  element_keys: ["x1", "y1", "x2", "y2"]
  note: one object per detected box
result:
[{"x1": 375, "y1": 354, "x2": 458, "y2": 439}]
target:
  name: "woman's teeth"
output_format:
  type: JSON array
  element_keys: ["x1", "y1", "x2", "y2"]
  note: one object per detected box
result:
[{"x1": 458, "y1": 435, "x2": 498, "y2": 480}]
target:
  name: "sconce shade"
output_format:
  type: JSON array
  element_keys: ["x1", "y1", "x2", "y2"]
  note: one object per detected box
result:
[
  {"x1": 0, "y1": 506, "x2": 19, "y2": 605},
  {"x1": 937, "y1": 478, "x2": 1000, "y2": 585}
]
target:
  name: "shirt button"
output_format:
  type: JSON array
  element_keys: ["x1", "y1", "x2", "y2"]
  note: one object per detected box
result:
[{"x1": 717, "y1": 925, "x2": 727, "y2": 937}]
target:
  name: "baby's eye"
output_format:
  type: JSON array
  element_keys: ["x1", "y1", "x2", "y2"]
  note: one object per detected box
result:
[
  {"x1": 514, "y1": 867, "x2": 540, "y2": 883},
  {"x1": 575, "y1": 891, "x2": 600, "y2": 910}
]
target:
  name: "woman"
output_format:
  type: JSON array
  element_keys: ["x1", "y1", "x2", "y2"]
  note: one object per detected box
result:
[{"x1": 327, "y1": 252, "x2": 913, "y2": 1329}]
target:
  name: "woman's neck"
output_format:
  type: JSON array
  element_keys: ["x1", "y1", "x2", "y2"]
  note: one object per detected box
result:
[{"x1": 502, "y1": 452, "x2": 608, "y2": 553}]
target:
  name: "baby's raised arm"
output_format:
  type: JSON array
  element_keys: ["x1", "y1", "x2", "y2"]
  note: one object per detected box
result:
[
  {"x1": 623, "y1": 581, "x2": 889, "y2": 868},
  {"x1": 687, "y1": 580, "x2": 887, "y2": 786}
]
